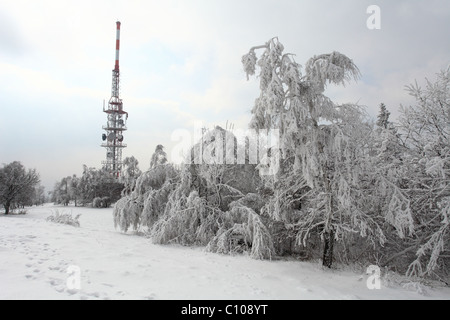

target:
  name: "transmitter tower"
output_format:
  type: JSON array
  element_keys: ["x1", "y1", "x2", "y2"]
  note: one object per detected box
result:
[{"x1": 101, "y1": 21, "x2": 128, "y2": 178}]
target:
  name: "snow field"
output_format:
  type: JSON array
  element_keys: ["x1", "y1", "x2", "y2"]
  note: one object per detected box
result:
[{"x1": 1, "y1": 204, "x2": 449, "y2": 300}]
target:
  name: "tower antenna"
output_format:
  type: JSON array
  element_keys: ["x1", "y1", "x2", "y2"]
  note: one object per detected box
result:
[{"x1": 101, "y1": 21, "x2": 128, "y2": 178}]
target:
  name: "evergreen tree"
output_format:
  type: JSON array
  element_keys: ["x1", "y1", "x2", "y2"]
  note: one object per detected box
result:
[
  {"x1": 150, "y1": 145, "x2": 168, "y2": 169},
  {"x1": 376, "y1": 103, "x2": 391, "y2": 129}
]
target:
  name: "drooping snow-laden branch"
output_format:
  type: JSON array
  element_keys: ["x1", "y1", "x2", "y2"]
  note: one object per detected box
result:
[{"x1": 304, "y1": 52, "x2": 361, "y2": 92}]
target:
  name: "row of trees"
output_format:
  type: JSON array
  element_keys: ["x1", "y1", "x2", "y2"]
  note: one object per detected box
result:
[
  {"x1": 112, "y1": 38, "x2": 449, "y2": 283},
  {"x1": 0, "y1": 161, "x2": 43, "y2": 214},
  {"x1": 52, "y1": 157, "x2": 143, "y2": 208},
  {"x1": 1, "y1": 156, "x2": 145, "y2": 213}
]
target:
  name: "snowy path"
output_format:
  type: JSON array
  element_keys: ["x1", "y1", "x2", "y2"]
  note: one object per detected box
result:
[{"x1": 1, "y1": 204, "x2": 449, "y2": 300}]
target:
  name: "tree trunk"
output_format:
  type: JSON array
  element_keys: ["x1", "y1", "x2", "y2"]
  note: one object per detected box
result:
[
  {"x1": 4, "y1": 202, "x2": 10, "y2": 215},
  {"x1": 322, "y1": 229, "x2": 334, "y2": 268}
]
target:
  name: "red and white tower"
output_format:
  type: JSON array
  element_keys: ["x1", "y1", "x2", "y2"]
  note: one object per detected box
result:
[{"x1": 101, "y1": 21, "x2": 128, "y2": 178}]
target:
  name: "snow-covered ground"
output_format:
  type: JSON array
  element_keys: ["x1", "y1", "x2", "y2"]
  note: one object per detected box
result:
[{"x1": 1, "y1": 204, "x2": 449, "y2": 300}]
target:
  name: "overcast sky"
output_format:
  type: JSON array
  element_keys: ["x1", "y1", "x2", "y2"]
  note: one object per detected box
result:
[{"x1": 0, "y1": 0, "x2": 449, "y2": 190}]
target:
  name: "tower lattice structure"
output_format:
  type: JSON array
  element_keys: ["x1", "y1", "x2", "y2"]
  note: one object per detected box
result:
[{"x1": 101, "y1": 21, "x2": 128, "y2": 178}]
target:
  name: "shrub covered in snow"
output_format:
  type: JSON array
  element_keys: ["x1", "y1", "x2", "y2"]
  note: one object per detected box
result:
[
  {"x1": 113, "y1": 197, "x2": 141, "y2": 233},
  {"x1": 46, "y1": 210, "x2": 81, "y2": 227},
  {"x1": 93, "y1": 196, "x2": 111, "y2": 208},
  {"x1": 206, "y1": 200, "x2": 275, "y2": 259},
  {"x1": 113, "y1": 160, "x2": 179, "y2": 233}
]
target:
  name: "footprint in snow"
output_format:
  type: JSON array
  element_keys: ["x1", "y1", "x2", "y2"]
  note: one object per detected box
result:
[
  {"x1": 101, "y1": 283, "x2": 114, "y2": 288},
  {"x1": 48, "y1": 279, "x2": 62, "y2": 286},
  {"x1": 48, "y1": 266, "x2": 61, "y2": 271},
  {"x1": 87, "y1": 292, "x2": 111, "y2": 300},
  {"x1": 251, "y1": 287, "x2": 265, "y2": 295},
  {"x1": 66, "y1": 288, "x2": 78, "y2": 295}
]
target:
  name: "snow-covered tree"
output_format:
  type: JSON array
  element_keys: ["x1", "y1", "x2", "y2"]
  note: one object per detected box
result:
[
  {"x1": 114, "y1": 147, "x2": 171, "y2": 229},
  {"x1": 376, "y1": 103, "x2": 391, "y2": 129},
  {"x1": 148, "y1": 127, "x2": 272, "y2": 258},
  {"x1": 120, "y1": 156, "x2": 142, "y2": 196},
  {"x1": 0, "y1": 161, "x2": 40, "y2": 214},
  {"x1": 113, "y1": 161, "x2": 178, "y2": 233},
  {"x1": 77, "y1": 166, "x2": 97, "y2": 205},
  {"x1": 113, "y1": 127, "x2": 273, "y2": 259},
  {"x1": 373, "y1": 104, "x2": 404, "y2": 164},
  {"x1": 243, "y1": 38, "x2": 414, "y2": 267},
  {"x1": 150, "y1": 145, "x2": 168, "y2": 169},
  {"x1": 69, "y1": 175, "x2": 80, "y2": 206},
  {"x1": 397, "y1": 67, "x2": 450, "y2": 280},
  {"x1": 77, "y1": 166, "x2": 123, "y2": 206},
  {"x1": 188, "y1": 126, "x2": 261, "y2": 211},
  {"x1": 33, "y1": 184, "x2": 46, "y2": 206},
  {"x1": 53, "y1": 175, "x2": 80, "y2": 206}
]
